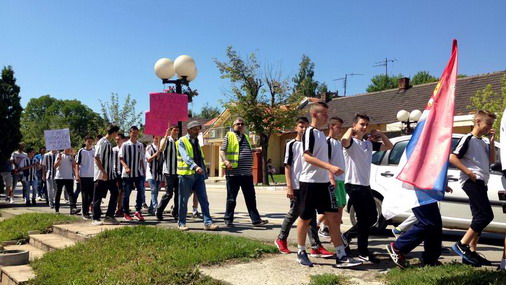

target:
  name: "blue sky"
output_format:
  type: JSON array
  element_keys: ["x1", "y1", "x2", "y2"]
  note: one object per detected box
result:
[{"x1": 1, "y1": 1, "x2": 506, "y2": 120}]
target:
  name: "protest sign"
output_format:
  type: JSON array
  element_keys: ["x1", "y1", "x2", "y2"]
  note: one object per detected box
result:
[
  {"x1": 144, "y1": 111, "x2": 170, "y2": 136},
  {"x1": 44, "y1": 128, "x2": 71, "y2": 150}
]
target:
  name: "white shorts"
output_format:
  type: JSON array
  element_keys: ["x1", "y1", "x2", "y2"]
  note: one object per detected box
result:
[{"x1": 1, "y1": 172, "x2": 13, "y2": 187}]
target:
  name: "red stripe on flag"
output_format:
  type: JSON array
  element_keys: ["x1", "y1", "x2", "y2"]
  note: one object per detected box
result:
[{"x1": 397, "y1": 40, "x2": 458, "y2": 190}]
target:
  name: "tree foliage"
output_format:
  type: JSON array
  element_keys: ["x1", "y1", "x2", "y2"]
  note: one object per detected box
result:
[
  {"x1": 214, "y1": 46, "x2": 301, "y2": 185},
  {"x1": 194, "y1": 102, "x2": 221, "y2": 119},
  {"x1": 99, "y1": 93, "x2": 143, "y2": 134},
  {"x1": 467, "y1": 75, "x2": 506, "y2": 139},
  {"x1": 0, "y1": 66, "x2": 23, "y2": 162},
  {"x1": 411, "y1": 71, "x2": 438, "y2": 85},
  {"x1": 366, "y1": 74, "x2": 404, "y2": 92},
  {"x1": 21, "y1": 95, "x2": 106, "y2": 150},
  {"x1": 292, "y1": 55, "x2": 321, "y2": 101}
]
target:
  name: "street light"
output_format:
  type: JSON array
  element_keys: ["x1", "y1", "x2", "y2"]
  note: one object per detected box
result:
[
  {"x1": 396, "y1": 109, "x2": 422, "y2": 135},
  {"x1": 154, "y1": 55, "x2": 198, "y2": 134}
]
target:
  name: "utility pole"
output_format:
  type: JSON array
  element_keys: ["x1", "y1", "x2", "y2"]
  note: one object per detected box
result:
[
  {"x1": 373, "y1": 58, "x2": 397, "y2": 77},
  {"x1": 333, "y1": 73, "x2": 363, "y2": 96}
]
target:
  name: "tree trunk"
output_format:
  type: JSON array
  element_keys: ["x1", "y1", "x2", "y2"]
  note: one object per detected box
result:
[{"x1": 260, "y1": 133, "x2": 270, "y2": 185}]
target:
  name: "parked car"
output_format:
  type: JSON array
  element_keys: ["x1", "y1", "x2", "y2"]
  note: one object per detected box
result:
[{"x1": 346, "y1": 134, "x2": 506, "y2": 234}]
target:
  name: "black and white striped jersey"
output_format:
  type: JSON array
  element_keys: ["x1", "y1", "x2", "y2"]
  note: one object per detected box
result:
[
  {"x1": 162, "y1": 137, "x2": 177, "y2": 175},
  {"x1": 112, "y1": 146, "x2": 123, "y2": 178},
  {"x1": 19, "y1": 157, "x2": 38, "y2": 182},
  {"x1": 94, "y1": 137, "x2": 116, "y2": 181},
  {"x1": 42, "y1": 152, "x2": 57, "y2": 180},
  {"x1": 146, "y1": 143, "x2": 163, "y2": 181},
  {"x1": 119, "y1": 140, "x2": 145, "y2": 178}
]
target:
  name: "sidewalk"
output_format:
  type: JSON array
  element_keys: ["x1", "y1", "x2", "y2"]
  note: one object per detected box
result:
[{"x1": 1, "y1": 183, "x2": 505, "y2": 284}]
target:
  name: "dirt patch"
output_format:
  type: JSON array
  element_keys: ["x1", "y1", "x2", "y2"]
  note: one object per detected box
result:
[{"x1": 200, "y1": 253, "x2": 387, "y2": 285}]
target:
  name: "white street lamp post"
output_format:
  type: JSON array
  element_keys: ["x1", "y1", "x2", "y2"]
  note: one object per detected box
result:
[{"x1": 397, "y1": 109, "x2": 422, "y2": 135}]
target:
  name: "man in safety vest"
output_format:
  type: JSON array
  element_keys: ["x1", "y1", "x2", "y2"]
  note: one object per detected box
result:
[
  {"x1": 220, "y1": 117, "x2": 269, "y2": 227},
  {"x1": 176, "y1": 120, "x2": 218, "y2": 231}
]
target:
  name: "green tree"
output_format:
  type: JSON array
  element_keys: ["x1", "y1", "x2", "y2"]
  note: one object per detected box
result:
[
  {"x1": 0, "y1": 66, "x2": 22, "y2": 162},
  {"x1": 292, "y1": 55, "x2": 322, "y2": 102},
  {"x1": 99, "y1": 93, "x2": 142, "y2": 134},
  {"x1": 21, "y1": 95, "x2": 106, "y2": 150},
  {"x1": 467, "y1": 75, "x2": 506, "y2": 139},
  {"x1": 215, "y1": 46, "x2": 301, "y2": 185},
  {"x1": 411, "y1": 71, "x2": 438, "y2": 85},
  {"x1": 195, "y1": 102, "x2": 221, "y2": 119},
  {"x1": 366, "y1": 74, "x2": 404, "y2": 92}
]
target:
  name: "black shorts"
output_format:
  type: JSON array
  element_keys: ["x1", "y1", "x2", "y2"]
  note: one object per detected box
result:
[{"x1": 299, "y1": 182, "x2": 338, "y2": 220}]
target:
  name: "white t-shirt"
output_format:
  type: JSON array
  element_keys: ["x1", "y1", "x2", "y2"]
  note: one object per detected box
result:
[
  {"x1": 299, "y1": 126, "x2": 330, "y2": 183},
  {"x1": 344, "y1": 137, "x2": 381, "y2": 186},
  {"x1": 55, "y1": 153, "x2": 74, "y2": 180},
  {"x1": 76, "y1": 148, "x2": 95, "y2": 178},
  {"x1": 11, "y1": 151, "x2": 27, "y2": 168},
  {"x1": 452, "y1": 133, "x2": 491, "y2": 185},
  {"x1": 283, "y1": 139, "x2": 303, "y2": 190},
  {"x1": 327, "y1": 137, "x2": 346, "y2": 181}
]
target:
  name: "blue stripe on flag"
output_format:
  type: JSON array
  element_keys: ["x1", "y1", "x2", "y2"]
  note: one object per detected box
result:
[{"x1": 405, "y1": 118, "x2": 426, "y2": 159}]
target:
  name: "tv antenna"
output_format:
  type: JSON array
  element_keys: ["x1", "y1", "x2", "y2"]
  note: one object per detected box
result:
[
  {"x1": 333, "y1": 73, "x2": 363, "y2": 96},
  {"x1": 373, "y1": 58, "x2": 397, "y2": 77}
]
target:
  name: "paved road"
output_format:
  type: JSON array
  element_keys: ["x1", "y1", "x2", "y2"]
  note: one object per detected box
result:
[{"x1": 2, "y1": 182, "x2": 505, "y2": 268}]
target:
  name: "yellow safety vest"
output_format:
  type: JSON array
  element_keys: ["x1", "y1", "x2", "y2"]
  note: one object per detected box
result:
[
  {"x1": 176, "y1": 136, "x2": 206, "y2": 175},
  {"x1": 221, "y1": 131, "x2": 252, "y2": 168}
]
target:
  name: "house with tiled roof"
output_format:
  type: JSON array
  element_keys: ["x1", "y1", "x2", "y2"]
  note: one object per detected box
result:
[
  {"x1": 267, "y1": 70, "x2": 506, "y2": 171},
  {"x1": 203, "y1": 70, "x2": 506, "y2": 178}
]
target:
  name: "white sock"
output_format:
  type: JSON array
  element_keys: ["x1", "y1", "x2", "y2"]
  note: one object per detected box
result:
[
  {"x1": 336, "y1": 245, "x2": 346, "y2": 259},
  {"x1": 192, "y1": 208, "x2": 198, "y2": 214},
  {"x1": 298, "y1": 245, "x2": 306, "y2": 253},
  {"x1": 501, "y1": 259, "x2": 506, "y2": 270}
]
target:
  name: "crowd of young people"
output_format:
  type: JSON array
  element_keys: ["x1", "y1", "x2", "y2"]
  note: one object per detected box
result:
[{"x1": 0, "y1": 104, "x2": 503, "y2": 269}]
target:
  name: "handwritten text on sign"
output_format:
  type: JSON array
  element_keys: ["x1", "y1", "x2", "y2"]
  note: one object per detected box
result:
[{"x1": 44, "y1": 128, "x2": 71, "y2": 151}]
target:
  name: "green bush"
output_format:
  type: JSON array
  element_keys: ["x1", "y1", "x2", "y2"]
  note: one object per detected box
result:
[
  {"x1": 385, "y1": 263, "x2": 506, "y2": 285},
  {"x1": 309, "y1": 273, "x2": 348, "y2": 285},
  {"x1": 0, "y1": 213, "x2": 78, "y2": 243},
  {"x1": 29, "y1": 226, "x2": 277, "y2": 285}
]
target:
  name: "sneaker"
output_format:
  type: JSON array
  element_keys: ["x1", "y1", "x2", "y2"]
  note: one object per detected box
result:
[
  {"x1": 274, "y1": 239, "x2": 291, "y2": 254},
  {"x1": 310, "y1": 245, "x2": 335, "y2": 258},
  {"x1": 123, "y1": 213, "x2": 133, "y2": 221},
  {"x1": 70, "y1": 208, "x2": 81, "y2": 215},
  {"x1": 358, "y1": 254, "x2": 381, "y2": 264},
  {"x1": 252, "y1": 219, "x2": 269, "y2": 227},
  {"x1": 335, "y1": 256, "x2": 363, "y2": 268},
  {"x1": 386, "y1": 242, "x2": 408, "y2": 269},
  {"x1": 134, "y1": 211, "x2": 145, "y2": 222},
  {"x1": 104, "y1": 216, "x2": 120, "y2": 225},
  {"x1": 37, "y1": 196, "x2": 43, "y2": 201},
  {"x1": 92, "y1": 220, "x2": 103, "y2": 226},
  {"x1": 82, "y1": 214, "x2": 92, "y2": 220},
  {"x1": 142, "y1": 202, "x2": 149, "y2": 209},
  {"x1": 296, "y1": 250, "x2": 314, "y2": 267},
  {"x1": 471, "y1": 251, "x2": 492, "y2": 266},
  {"x1": 392, "y1": 227, "x2": 405, "y2": 240},
  {"x1": 318, "y1": 227, "x2": 330, "y2": 238},
  {"x1": 204, "y1": 224, "x2": 219, "y2": 231},
  {"x1": 178, "y1": 224, "x2": 189, "y2": 231},
  {"x1": 115, "y1": 210, "x2": 123, "y2": 217},
  {"x1": 224, "y1": 220, "x2": 234, "y2": 227},
  {"x1": 451, "y1": 241, "x2": 480, "y2": 266},
  {"x1": 192, "y1": 211, "x2": 203, "y2": 219},
  {"x1": 9, "y1": 198, "x2": 15, "y2": 204}
]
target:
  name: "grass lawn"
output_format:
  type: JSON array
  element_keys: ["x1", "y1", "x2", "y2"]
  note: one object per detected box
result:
[
  {"x1": 0, "y1": 213, "x2": 78, "y2": 243},
  {"x1": 29, "y1": 226, "x2": 277, "y2": 285},
  {"x1": 385, "y1": 263, "x2": 506, "y2": 285},
  {"x1": 308, "y1": 273, "x2": 348, "y2": 285}
]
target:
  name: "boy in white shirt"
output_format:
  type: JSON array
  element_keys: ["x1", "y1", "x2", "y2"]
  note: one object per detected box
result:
[
  {"x1": 296, "y1": 102, "x2": 362, "y2": 268},
  {"x1": 341, "y1": 114, "x2": 393, "y2": 263}
]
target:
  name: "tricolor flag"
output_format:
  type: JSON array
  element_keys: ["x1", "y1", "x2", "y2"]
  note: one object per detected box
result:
[{"x1": 382, "y1": 40, "x2": 458, "y2": 220}]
